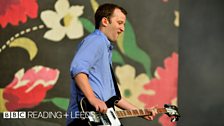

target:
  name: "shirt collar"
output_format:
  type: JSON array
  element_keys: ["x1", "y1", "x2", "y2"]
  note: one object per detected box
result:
[{"x1": 94, "y1": 29, "x2": 113, "y2": 51}]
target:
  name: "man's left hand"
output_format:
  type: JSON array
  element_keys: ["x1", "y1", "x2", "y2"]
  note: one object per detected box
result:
[{"x1": 143, "y1": 107, "x2": 158, "y2": 121}]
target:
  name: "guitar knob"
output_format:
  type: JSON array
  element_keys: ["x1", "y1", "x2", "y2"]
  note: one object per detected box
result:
[{"x1": 171, "y1": 118, "x2": 176, "y2": 122}]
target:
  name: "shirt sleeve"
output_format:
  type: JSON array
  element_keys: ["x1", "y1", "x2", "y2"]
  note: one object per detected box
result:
[{"x1": 70, "y1": 35, "x2": 104, "y2": 78}]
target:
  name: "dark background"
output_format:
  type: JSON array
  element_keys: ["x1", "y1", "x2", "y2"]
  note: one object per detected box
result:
[{"x1": 179, "y1": 0, "x2": 224, "y2": 126}]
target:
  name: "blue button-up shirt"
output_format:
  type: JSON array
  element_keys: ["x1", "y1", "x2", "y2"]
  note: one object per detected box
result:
[{"x1": 66, "y1": 30, "x2": 116, "y2": 125}]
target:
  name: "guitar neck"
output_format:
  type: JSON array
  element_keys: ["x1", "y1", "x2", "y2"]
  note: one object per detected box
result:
[{"x1": 115, "y1": 108, "x2": 166, "y2": 118}]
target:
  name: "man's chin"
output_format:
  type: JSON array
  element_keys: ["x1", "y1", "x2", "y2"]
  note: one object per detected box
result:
[{"x1": 108, "y1": 38, "x2": 117, "y2": 42}]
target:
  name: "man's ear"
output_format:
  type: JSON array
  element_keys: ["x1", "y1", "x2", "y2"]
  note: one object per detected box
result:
[{"x1": 101, "y1": 17, "x2": 109, "y2": 27}]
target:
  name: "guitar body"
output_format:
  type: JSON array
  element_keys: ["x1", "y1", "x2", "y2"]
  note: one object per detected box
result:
[
  {"x1": 81, "y1": 96, "x2": 119, "y2": 111},
  {"x1": 80, "y1": 96, "x2": 122, "y2": 126}
]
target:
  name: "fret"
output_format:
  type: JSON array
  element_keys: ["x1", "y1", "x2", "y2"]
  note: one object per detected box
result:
[
  {"x1": 121, "y1": 111, "x2": 125, "y2": 117},
  {"x1": 118, "y1": 111, "x2": 125, "y2": 117},
  {"x1": 116, "y1": 111, "x2": 121, "y2": 117},
  {"x1": 132, "y1": 110, "x2": 139, "y2": 115},
  {"x1": 126, "y1": 110, "x2": 132, "y2": 116},
  {"x1": 116, "y1": 111, "x2": 126, "y2": 118},
  {"x1": 139, "y1": 109, "x2": 144, "y2": 115}
]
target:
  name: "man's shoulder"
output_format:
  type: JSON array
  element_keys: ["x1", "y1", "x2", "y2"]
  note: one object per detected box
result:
[
  {"x1": 83, "y1": 33, "x2": 106, "y2": 45},
  {"x1": 85, "y1": 32, "x2": 103, "y2": 40}
]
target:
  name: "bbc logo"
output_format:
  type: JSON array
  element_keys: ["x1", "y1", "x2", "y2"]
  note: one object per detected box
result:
[{"x1": 3, "y1": 112, "x2": 26, "y2": 119}]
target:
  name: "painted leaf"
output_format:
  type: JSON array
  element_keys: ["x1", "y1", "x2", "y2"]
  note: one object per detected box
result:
[
  {"x1": 90, "y1": 0, "x2": 99, "y2": 12},
  {"x1": 43, "y1": 97, "x2": 69, "y2": 111},
  {"x1": 9, "y1": 37, "x2": 38, "y2": 60},
  {"x1": 79, "y1": 17, "x2": 95, "y2": 33},
  {"x1": 112, "y1": 50, "x2": 125, "y2": 65},
  {"x1": 121, "y1": 20, "x2": 152, "y2": 78}
]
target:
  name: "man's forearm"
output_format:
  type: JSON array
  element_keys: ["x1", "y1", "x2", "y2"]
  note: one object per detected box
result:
[
  {"x1": 74, "y1": 73, "x2": 96, "y2": 101},
  {"x1": 74, "y1": 73, "x2": 108, "y2": 113},
  {"x1": 115, "y1": 98, "x2": 138, "y2": 110}
]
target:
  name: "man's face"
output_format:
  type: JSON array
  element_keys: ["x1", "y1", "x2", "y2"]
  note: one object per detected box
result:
[{"x1": 105, "y1": 8, "x2": 126, "y2": 42}]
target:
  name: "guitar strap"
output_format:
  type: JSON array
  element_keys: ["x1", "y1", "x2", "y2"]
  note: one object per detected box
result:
[{"x1": 110, "y1": 64, "x2": 121, "y2": 100}]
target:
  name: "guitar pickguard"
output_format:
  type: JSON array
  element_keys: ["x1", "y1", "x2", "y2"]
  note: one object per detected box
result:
[
  {"x1": 85, "y1": 108, "x2": 121, "y2": 126},
  {"x1": 80, "y1": 96, "x2": 122, "y2": 126}
]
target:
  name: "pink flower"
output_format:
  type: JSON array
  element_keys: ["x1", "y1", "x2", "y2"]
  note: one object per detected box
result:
[
  {"x1": 3, "y1": 66, "x2": 59, "y2": 111},
  {"x1": 139, "y1": 52, "x2": 178, "y2": 126},
  {"x1": 0, "y1": 0, "x2": 38, "y2": 28}
]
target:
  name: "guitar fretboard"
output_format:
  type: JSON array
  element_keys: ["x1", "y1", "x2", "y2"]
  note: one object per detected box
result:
[{"x1": 115, "y1": 108, "x2": 166, "y2": 118}]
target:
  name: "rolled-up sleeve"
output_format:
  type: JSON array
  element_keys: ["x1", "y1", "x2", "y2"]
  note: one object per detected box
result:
[
  {"x1": 70, "y1": 61, "x2": 90, "y2": 77},
  {"x1": 70, "y1": 36, "x2": 104, "y2": 78}
]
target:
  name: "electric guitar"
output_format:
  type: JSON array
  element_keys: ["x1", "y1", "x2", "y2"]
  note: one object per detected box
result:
[{"x1": 79, "y1": 96, "x2": 180, "y2": 126}]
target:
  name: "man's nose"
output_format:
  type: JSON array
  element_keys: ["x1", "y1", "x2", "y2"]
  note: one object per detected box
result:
[{"x1": 120, "y1": 25, "x2": 125, "y2": 32}]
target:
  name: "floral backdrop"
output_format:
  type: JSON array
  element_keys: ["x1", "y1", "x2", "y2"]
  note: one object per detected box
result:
[{"x1": 0, "y1": 0, "x2": 178, "y2": 126}]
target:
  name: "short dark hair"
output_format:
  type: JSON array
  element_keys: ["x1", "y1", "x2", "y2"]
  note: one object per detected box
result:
[{"x1": 94, "y1": 3, "x2": 127, "y2": 29}]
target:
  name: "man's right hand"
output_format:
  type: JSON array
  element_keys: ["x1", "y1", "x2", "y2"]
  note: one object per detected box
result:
[{"x1": 88, "y1": 97, "x2": 108, "y2": 113}]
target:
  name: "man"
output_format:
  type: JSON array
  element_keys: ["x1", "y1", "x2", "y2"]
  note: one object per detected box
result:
[{"x1": 67, "y1": 3, "x2": 157, "y2": 126}]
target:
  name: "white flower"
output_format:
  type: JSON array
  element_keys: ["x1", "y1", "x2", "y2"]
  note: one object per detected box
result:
[
  {"x1": 41, "y1": 0, "x2": 84, "y2": 42},
  {"x1": 115, "y1": 64, "x2": 154, "y2": 108}
]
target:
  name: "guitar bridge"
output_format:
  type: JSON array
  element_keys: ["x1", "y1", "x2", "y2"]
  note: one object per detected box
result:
[{"x1": 88, "y1": 111, "x2": 101, "y2": 123}]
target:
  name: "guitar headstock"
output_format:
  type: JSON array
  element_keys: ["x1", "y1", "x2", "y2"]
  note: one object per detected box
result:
[{"x1": 164, "y1": 104, "x2": 180, "y2": 122}]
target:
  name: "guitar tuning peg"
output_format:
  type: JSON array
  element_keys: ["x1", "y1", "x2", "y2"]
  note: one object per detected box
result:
[
  {"x1": 171, "y1": 116, "x2": 179, "y2": 122},
  {"x1": 171, "y1": 118, "x2": 176, "y2": 122}
]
